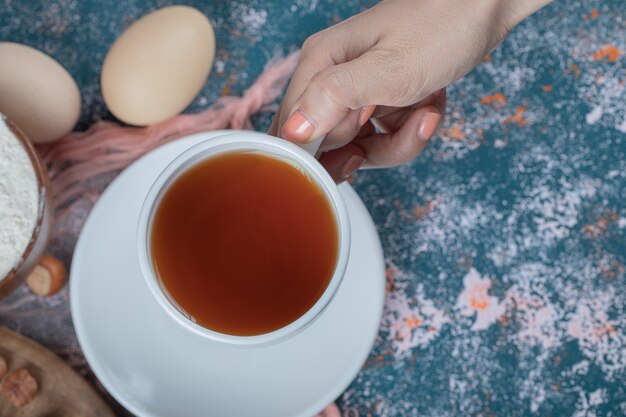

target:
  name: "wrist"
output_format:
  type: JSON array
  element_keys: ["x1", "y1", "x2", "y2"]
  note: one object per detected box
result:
[{"x1": 496, "y1": 0, "x2": 553, "y2": 28}]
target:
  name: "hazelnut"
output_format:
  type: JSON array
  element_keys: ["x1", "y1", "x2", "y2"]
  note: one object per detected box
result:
[{"x1": 26, "y1": 255, "x2": 67, "y2": 296}]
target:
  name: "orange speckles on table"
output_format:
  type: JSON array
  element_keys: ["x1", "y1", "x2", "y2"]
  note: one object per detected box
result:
[
  {"x1": 412, "y1": 200, "x2": 436, "y2": 222},
  {"x1": 504, "y1": 105, "x2": 527, "y2": 127},
  {"x1": 457, "y1": 269, "x2": 506, "y2": 331},
  {"x1": 570, "y1": 315, "x2": 619, "y2": 345},
  {"x1": 593, "y1": 45, "x2": 622, "y2": 62},
  {"x1": 392, "y1": 199, "x2": 416, "y2": 223},
  {"x1": 582, "y1": 220, "x2": 608, "y2": 238},
  {"x1": 405, "y1": 316, "x2": 423, "y2": 329},
  {"x1": 364, "y1": 350, "x2": 395, "y2": 369},
  {"x1": 220, "y1": 84, "x2": 232, "y2": 97},
  {"x1": 449, "y1": 126, "x2": 465, "y2": 140},
  {"x1": 582, "y1": 210, "x2": 619, "y2": 238},
  {"x1": 483, "y1": 53, "x2": 493, "y2": 63},
  {"x1": 469, "y1": 291, "x2": 490, "y2": 311},
  {"x1": 583, "y1": 8, "x2": 600, "y2": 21},
  {"x1": 551, "y1": 385, "x2": 561, "y2": 392},
  {"x1": 442, "y1": 121, "x2": 466, "y2": 142},
  {"x1": 564, "y1": 64, "x2": 581, "y2": 78},
  {"x1": 220, "y1": 71, "x2": 237, "y2": 97},
  {"x1": 393, "y1": 198, "x2": 439, "y2": 224},
  {"x1": 593, "y1": 322, "x2": 617, "y2": 337},
  {"x1": 542, "y1": 85, "x2": 553, "y2": 92},
  {"x1": 480, "y1": 92, "x2": 507, "y2": 108}
]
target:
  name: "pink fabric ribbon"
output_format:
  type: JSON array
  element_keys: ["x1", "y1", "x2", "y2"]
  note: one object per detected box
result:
[{"x1": 39, "y1": 51, "x2": 300, "y2": 215}]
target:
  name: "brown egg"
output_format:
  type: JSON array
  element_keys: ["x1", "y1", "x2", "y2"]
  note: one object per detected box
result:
[
  {"x1": 101, "y1": 6, "x2": 216, "y2": 126},
  {"x1": 0, "y1": 42, "x2": 81, "y2": 143}
]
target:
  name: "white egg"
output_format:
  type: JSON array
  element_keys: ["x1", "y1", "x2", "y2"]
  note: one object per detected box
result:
[
  {"x1": 101, "y1": 6, "x2": 216, "y2": 126},
  {"x1": 0, "y1": 42, "x2": 81, "y2": 143}
]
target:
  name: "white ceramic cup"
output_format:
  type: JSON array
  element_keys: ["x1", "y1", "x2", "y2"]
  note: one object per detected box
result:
[{"x1": 137, "y1": 131, "x2": 351, "y2": 346}]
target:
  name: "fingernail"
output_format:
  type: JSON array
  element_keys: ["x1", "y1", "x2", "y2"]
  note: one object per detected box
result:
[
  {"x1": 418, "y1": 111, "x2": 441, "y2": 142},
  {"x1": 282, "y1": 110, "x2": 314, "y2": 142},
  {"x1": 358, "y1": 105, "x2": 376, "y2": 129},
  {"x1": 341, "y1": 155, "x2": 366, "y2": 178}
]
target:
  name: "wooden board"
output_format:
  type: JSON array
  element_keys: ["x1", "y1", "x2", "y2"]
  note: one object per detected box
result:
[{"x1": 0, "y1": 326, "x2": 115, "y2": 417}]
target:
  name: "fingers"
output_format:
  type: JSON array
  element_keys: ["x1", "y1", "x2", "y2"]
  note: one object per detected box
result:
[
  {"x1": 276, "y1": 22, "x2": 378, "y2": 144},
  {"x1": 267, "y1": 102, "x2": 283, "y2": 136},
  {"x1": 321, "y1": 106, "x2": 439, "y2": 178},
  {"x1": 371, "y1": 107, "x2": 414, "y2": 133},
  {"x1": 319, "y1": 90, "x2": 446, "y2": 180},
  {"x1": 318, "y1": 109, "x2": 361, "y2": 152},
  {"x1": 281, "y1": 50, "x2": 402, "y2": 144},
  {"x1": 358, "y1": 105, "x2": 442, "y2": 168},
  {"x1": 359, "y1": 90, "x2": 445, "y2": 168},
  {"x1": 321, "y1": 105, "x2": 376, "y2": 151},
  {"x1": 318, "y1": 120, "x2": 376, "y2": 182},
  {"x1": 371, "y1": 89, "x2": 445, "y2": 133},
  {"x1": 319, "y1": 142, "x2": 367, "y2": 183}
]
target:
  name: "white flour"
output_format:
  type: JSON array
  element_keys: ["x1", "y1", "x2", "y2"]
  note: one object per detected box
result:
[{"x1": 0, "y1": 117, "x2": 39, "y2": 279}]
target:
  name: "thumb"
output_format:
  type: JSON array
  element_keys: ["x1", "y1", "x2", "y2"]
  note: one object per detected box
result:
[{"x1": 281, "y1": 51, "x2": 400, "y2": 144}]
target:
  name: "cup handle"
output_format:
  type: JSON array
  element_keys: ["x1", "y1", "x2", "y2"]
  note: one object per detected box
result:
[{"x1": 298, "y1": 136, "x2": 324, "y2": 158}]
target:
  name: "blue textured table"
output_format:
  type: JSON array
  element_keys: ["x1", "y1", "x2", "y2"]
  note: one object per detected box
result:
[{"x1": 1, "y1": 1, "x2": 625, "y2": 416}]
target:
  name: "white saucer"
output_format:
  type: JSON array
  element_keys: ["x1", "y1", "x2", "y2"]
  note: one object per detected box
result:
[{"x1": 70, "y1": 131, "x2": 385, "y2": 417}]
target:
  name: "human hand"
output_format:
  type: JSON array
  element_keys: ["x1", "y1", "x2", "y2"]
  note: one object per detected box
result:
[{"x1": 270, "y1": 0, "x2": 551, "y2": 182}]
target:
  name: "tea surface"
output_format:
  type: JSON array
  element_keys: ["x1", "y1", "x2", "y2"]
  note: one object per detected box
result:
[{"x1": 150, "y1": 152, "x2": 338, "y2": 336}]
